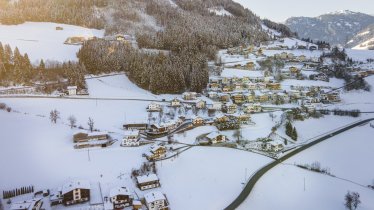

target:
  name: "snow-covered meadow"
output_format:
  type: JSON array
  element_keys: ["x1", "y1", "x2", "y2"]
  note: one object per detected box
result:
[
  {"x1": 157, "y1": 147, "x2": 272, "y2": 210},
  {"x1": 238, "y1": 124, "x2": 374, "y2": 210},
  {"x1": 0, "y1": 22, "x2": 104, "y2": 62}
]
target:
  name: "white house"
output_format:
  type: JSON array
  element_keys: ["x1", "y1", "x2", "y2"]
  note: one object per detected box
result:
[
  {"x1": 136, "y1": 173, "x2": 160, "y2": 190},
  {"x1": 67, "y1": 86, "x2": 77, "y2": 96},
  {"x1": 121, "y1": 130, "x2": 140, "y2": 147},
  {"x1": 144, "y1": 191, "x2": 168, "y2": 210},
  {"x1": 147, "y1": 102, "x2": 162, "y2": 112},
  {"x1": 170, "y1": 98, "x2": 181, "y2": 107},
  {"x1": 243, "y1": 103, "x2": 262, "y2": 113},
  {"x1": 195, "y1": 99, "x2": 206, "y2": 109},
  {"x1": 211, "y1": 102, "x2": 222, "y2": 111}
]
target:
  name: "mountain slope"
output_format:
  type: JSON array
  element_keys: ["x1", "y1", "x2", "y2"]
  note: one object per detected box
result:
[
  {"x1": 347, "y1": 24, "x2": 374, "y2": 50},
  {"x1": 285, "y1": 10, "x2": 374, "y2": 47}
]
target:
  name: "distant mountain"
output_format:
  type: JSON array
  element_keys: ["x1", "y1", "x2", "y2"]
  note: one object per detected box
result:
[
  {"x1": 347, "y1": 24, "x2": 374, "y2": 50},
  {"x1": 285, "y1": 10, "x2": 374, "y2": 48}
]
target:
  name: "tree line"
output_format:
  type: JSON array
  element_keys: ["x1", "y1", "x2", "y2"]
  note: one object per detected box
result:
[
  {"x1": 0, "y1": 42, "x2": 86, "y2": 92},
  {"x1": 263, "y1": 19, "x2": 296, "y2": 38},
  {"x1": 2, "y1": 186, "x2": 34, "y2": 199},
  {"x1": 78, "y1": 39, "x2": 209, "y2": 94},
  {"x1": 0, "y1": 0, "x2": 106, "y2": 29},
  {"x1": 138, "y1": 0, "x2": 269, "y2": 59}
]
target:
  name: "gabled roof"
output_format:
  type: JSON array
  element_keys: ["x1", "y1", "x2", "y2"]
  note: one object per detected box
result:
[
  {"x1": 62, "y1": 180, "x2": 90, "y2": 194},
  {"x1": 123, "y1": 130, "x2": 139, "y2": 136},
  {"x1": 136, "y1": 173, "x2": 159, "y2": 184},
  {"x1": 144, "y1": 191, "x2": 166, "y2": 204},
  {"x1": 206, "y1": 131, "x2": 223, "y2": 139},
  {"x1": 109, "y1": 187, "x2": 131, "y2": 198}
]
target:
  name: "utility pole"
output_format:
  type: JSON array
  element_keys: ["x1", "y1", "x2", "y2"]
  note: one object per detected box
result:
[
  {"x1": 88, "y1": 148, "x2": 91, "y2": 162},
  {"x1": 304, "y1": 177, "x2": 306, "y2": 192}
]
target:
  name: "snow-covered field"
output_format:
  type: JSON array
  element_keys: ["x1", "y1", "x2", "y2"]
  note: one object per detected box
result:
[
  {"x1": 0, "y1": 110, "x2": 147, "y2": 190},
  {"x1": 0, "y1": 97, "x2": 150, "y2": 133},
  {"x1": 238, "y1": 124, "x2": 374, "y2": 210},
  {"x1": 157, "y1": 147, "x2": 272, "y2": 210},
  {"x1": 331, "y1": 75, "x2": 374, "y2": 111},
  {"x1": 86, "y1": 74, "x2": 159, "y2": 100},
  {"x1": 0, "y1": 22, "x2": 104, "y2": 62},
  {"x1": 346, "y1": 49, "x2": 374, "y2": 62}
]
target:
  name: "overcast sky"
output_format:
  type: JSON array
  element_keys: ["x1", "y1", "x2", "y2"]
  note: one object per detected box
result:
[{"x1": 233, "y1": 0, "x2": 374, "y2": 22}]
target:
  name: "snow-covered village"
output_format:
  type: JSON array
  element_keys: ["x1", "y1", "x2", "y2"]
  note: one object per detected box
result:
[{"x1": 0, "y1": 0, "x2": 374, "y2": 210}]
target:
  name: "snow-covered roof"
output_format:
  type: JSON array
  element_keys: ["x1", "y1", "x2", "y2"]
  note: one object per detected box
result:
[
  {"x1": 62, "y1": 180, "x2": 90, "y2": 194},
  {"x1": 136, "y1": 173, "x2": 159, "y2": 184},
  {"x1": 206, "y1": 131, "x2": 223, "y2": 139},
  {"x1": 132, "y1": 200, "x2": 142, "y2": 205},
  {"x1": 109, "y1": 187, "x2": 131, "y2": 198},
  {"x1": 150, "y1": 145, "x2": 165, "y2": 153},
  {"x1": 123, "y1": 130, "x2": 139, "y2": 136},
  {"x1": 144, "y1": 191, "x2": 166, "y2": 203},
  {"x1": 88, "y1": 131, "x2": 108, "y2": 137},
  {"x1": 67, "y1": 86, "x2": 77, "y2": 90},
  {"x1": 11, "y1": 198, "x2": 42, "y2": 210}
]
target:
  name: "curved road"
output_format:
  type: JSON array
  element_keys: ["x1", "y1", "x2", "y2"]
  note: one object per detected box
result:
[{"x1": 225, "y1": 118, "x2": 374, "y2": 210}]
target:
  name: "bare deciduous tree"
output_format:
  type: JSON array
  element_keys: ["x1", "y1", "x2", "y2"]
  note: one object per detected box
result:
[
  {"x1": 345, "y1": 191, "x2": 361, "y2": 210},
  {"x1": 68, "y1": 115, "x2": 77, "y2": 129},
  {"x1": 87, "y1": 117, "x2": 95, "y2": 132},
  {"x1": 49, "y1": 109, "x2": 60, "y2": 124}
]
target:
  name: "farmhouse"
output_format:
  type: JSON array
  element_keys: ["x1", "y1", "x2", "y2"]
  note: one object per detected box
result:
[
  {"x1": 144, "y1": 191, "x2": 168, "y2": 210},
  {"x1": 109, "y1": 187, "x2": 132, "y2": 209},
  {"x1": 222, "y1": 103, "x2": 237, "y2": 114},
  {"x1": 219, "y1": 93, "x2": 230, "y2": 102},
  {"x1": 210, "y1": 102, "x2": 222, "y2": 111},
  {"x1": 289, "y1": 66, "x2": 300, "y2": 75},
  {"x1": 182, "y1": 92, "x2": 197, "y2": 100},
  {"x1": 192, "y1": 116, "x2": 205, "y2": 126},
  {"x1": 145, "y1": 145, "x2": 167, "y2": 160},
  {"x1": 246, "y1": 61, "x2": 255, "y2": 70},
  {"x1": 121, "y1": 130, "x2": 140, "y2": 147},
  {"x1": 147, "y1": 102, "x2": 162, "y2": 112},
  {"x1": 61, "y1": 180, "x2": 90, "y2": 205},
  {"x1": 208, "y1": 91, "x2": 219, "y2": 99},
  {"x1": 132, "y1": 200, "x2": 142, "y2": 210},
  {"x1": 267, "y1": 141, "x2": 284, "y2": 152},
  {"x1": 266, "y1": 83, "x2": 281, "y2": 90},
  {"x1": 170, "y1": 98, "x2": 181, "y2": 107},
  {"x1": 67, "y1": 86, "x2": 77, "y2": 96},
  {"x1": 11, "y1": 198, "x2": 43, "y2": 210},
  {"x1": 243, "y1": 103, "x2": 262, "y2": 113},
  {"x1": 73, "y1": 131, "x2": 111, "y2": 149},
  {"x1": 149, "y1": 120, "x2": 180, "y2": 135},
  {"x1": 195, "y1": 99, "x2": 206, "y2": 109},
  {"x1": 231, "y1": 93, "x2": 245, "y2": 104},
  {"x1": 136, "y1": 173, "x2": 161, "y2": 191},
  {"x1": 123, "y1": 123, "x2": 148, "y2": 131},
  {"x1": 214, "y1": 114, "x2": 230, "y2": 123},
  {"x1": 206, "y1": 131, "x2": 228, "y2": 144}
]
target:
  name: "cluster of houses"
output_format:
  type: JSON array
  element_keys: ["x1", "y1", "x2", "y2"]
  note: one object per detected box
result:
[{"x1": 45, "y1": 173, "x2": 168, "y2": 210}]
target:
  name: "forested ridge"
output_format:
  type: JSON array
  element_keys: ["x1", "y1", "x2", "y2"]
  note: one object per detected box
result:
[{"x1": 0, "y1": 0, "x2": 278, "y2": 94}]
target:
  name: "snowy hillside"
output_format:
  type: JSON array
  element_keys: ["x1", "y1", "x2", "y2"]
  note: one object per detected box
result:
[
  {"x1": 348, "y1": 25, "x2": 374, "y2": 50},
  {"x1": 0, "y1": 22, "x2": 104, "y2": 62}
]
